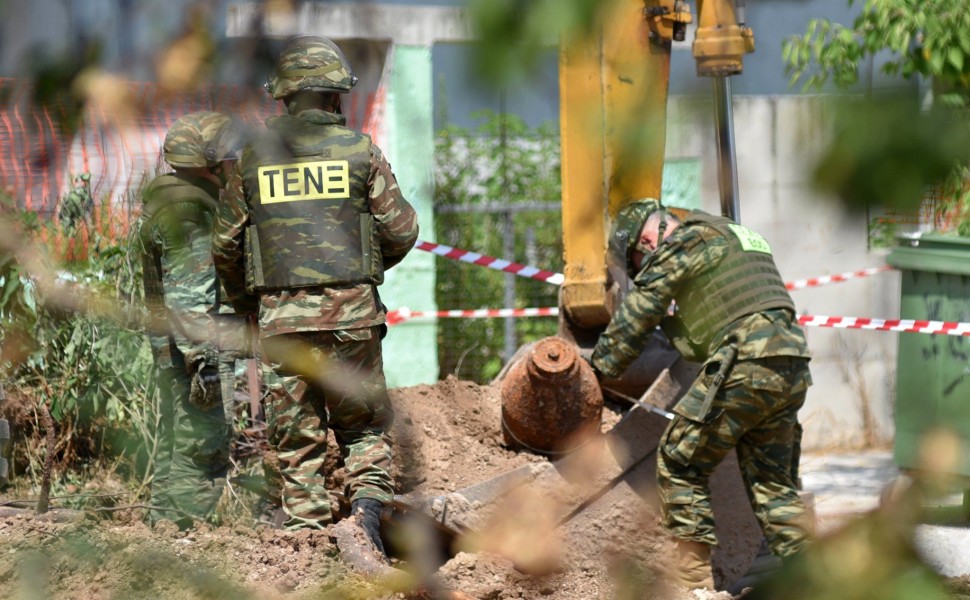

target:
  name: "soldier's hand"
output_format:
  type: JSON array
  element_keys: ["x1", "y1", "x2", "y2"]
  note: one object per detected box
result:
[{"x1": 189, "y1": 365, "x2": 222, "y2": 410}]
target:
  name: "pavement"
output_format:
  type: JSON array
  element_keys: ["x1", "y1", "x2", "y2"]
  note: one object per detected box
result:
[
  {"x1": 800, "y1": 449, "x2": 970, "y2": 578},
  {"x1": 800, "y1": 450, "x2": 899, "y2": 528}
]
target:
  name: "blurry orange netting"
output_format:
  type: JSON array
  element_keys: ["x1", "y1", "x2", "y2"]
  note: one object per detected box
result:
[
  {"x1": 0, "y1": 62, "x2": 389, "y2": 248},
  {"x1": 874, "y1": 184, "x2": 968, "y2": 235}
]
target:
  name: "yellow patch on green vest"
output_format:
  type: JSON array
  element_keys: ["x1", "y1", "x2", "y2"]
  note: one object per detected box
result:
[
  {"x1": 727, "y1": 223, "x2": 772, "y2": 254},
  {"x1": 258, "y1": 160, "x2": 350, "y2": 204}
]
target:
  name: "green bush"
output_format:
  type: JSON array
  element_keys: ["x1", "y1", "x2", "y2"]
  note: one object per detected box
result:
[
  {"x1": 0, "y1": 178, "x2": 154, "y2": 492},
  {"x1": 434, "y1": 111, "x2": 563, "y2": 382}
]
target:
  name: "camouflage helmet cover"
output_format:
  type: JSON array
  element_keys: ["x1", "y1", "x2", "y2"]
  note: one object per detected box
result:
[
  {"x1": 163, "y1": 111, "x2": 238, "y2": 169},
  {"x1": 266, "y1": 35, "x2": 358, "y2": 100},
  {"x1": 609, "y1": 198, "x2": 665, "y2": 277}
]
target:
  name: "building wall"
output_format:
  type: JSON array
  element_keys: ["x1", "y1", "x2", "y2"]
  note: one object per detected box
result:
[{"x1": 382, "y1": 45, "x2": 440, "y2": 387}]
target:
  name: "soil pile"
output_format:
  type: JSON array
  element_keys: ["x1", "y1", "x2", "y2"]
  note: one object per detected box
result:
[{"x1": 0, "y1": 376, "x2": 732, "y2": 599}]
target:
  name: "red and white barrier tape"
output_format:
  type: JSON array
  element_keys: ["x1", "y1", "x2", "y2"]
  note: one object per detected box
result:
[
  {"x1": 388, "y1": 306, "x2": 970, "y2": 336},
  {"x1": 387, "y1": 306, "x2": 559, "y2": 326},
  {"x1": 415, "y1": 240, "x2": 565, "y2": 285},
  {"x1": 797, "y1": 315, "x2": 970, "y2": 336},
  {"x1": 416, "y1": 239, "x2": 891, "y2": 291},
  {"x1": 785, "y1": 266, "x2": 893, "y2": 291}
]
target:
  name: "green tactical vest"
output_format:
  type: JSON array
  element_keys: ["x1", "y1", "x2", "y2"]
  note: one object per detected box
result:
[
  {"x1": 138, "y1": 174, "x2": 219, "y2": 304},
  {"x1": 659, "y1": 212, "x2": 795, "y2": 362},
  {"x1": 243, "y1": 115, "x2": 381, "y2": 291},
  {"x1": 137, "y1": 174, "x2": 219, "y2": 364}
]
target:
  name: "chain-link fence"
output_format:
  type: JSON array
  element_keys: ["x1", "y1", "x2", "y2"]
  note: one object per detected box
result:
[{"x1": 433, "y1": 113, "x2": 563, "y2": 383}]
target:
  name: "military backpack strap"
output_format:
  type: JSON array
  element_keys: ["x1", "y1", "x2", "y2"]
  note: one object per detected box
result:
[{"x1": 143, "y1": 176, "x2": 219, "y2": 251}]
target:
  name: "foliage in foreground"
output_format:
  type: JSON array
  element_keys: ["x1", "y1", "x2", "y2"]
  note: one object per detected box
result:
[
  {"x1": 783, "y1": 0, "x2": 970, "y2": 235},
  {"x1": 0, "y1": 177, "x2": 155, "y2": 500}
]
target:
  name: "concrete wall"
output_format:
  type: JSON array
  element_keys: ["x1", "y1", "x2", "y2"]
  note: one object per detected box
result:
[
  {"x1": 381, "y1": 45, "x2": 439, "y2": 387},
  {"x1": 666, "y1": 94, "x2": 898, "y2": 449}
]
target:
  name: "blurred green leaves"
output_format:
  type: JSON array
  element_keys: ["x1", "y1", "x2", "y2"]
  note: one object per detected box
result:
[
  {"x1": 467, "y1": 0, "x2": 610, "y2": 85},
  {"x1": 784, "y1": 1, "x2": 970, "y2": 231},
  {"x1": 813, "y1": 98, "x2": 970, "y2": 213},
  {"x1": 783, "y1": 0, "x2": 970, "y2": 104},
  {"x1": 27, "y1": 40, "x2": 103, "y2": 135}
]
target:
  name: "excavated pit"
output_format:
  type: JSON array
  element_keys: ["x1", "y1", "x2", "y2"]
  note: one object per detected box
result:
[
  {"x1": 381, "y1": 374, "x2": 759, "y2": 599},
  {"x1": 0, "y1": 374, "x2": 753, "y2": 599}
]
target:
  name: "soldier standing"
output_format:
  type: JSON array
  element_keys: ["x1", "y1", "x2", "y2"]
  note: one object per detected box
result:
[
  {"x1": 211, "y1": 36, "x2": 418, "y2": 556},
  {"x1": 138, "y1": 111, "x2": 246, "y2": 527},
  {"x1": 589, "y1": 199, "x2": 813, "y2": 590}
]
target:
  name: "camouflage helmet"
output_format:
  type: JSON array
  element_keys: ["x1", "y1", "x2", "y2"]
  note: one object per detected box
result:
[
  {"x1": 266, "y1": 35, "x2": 358, "y2": 100},
  {"x1": 609, "y1": 198, "x2": 666, "y2": 278},
  {"x1": 163, "y1": 111, "x2": 240, "y2": 169}
]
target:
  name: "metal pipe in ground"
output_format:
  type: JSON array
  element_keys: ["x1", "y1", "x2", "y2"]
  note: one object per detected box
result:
[{"x1": 713, "y1": 76, "x2": 741, "y2": 222}]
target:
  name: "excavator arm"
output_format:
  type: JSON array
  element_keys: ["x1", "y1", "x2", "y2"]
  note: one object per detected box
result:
[
  {"x1": 558, "y1": 0, "x2": 753, "y2": 335},
  {"x1": 495, "y1": 2, "x2": 773, "y2": 588}
]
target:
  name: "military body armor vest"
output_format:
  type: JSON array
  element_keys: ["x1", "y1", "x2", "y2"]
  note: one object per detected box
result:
[
  {"x1": 659, "y1": 212, "x2": 794, "y2": 362},
  {"x1": 138, "y1": 174, "x2": 220, "y2": 365},
  {"x1": 139, "y1": 174, "x2": 218, "y2": 305},
  {"x1": 243, "y1": 115, "x2": 381, "y2": 291}
]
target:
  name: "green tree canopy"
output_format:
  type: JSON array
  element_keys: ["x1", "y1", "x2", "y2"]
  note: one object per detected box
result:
[
  {"x1": 783, "y1": 0, "x2": 970, "y2": 106},
  {"x1": 783, "y1": 0, "x2": 970, "y2": 233}
]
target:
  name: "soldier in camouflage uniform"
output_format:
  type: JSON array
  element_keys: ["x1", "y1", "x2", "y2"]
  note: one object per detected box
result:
[
  {"x1": 138, "y1": 111, "x2": 247, "y2": 528},
  {"x1": 590, "y1": 198, "x2": 813, "y2": 590},
  {"x1": 211, "y1": 36, "x2": 418, "y2": 555}
]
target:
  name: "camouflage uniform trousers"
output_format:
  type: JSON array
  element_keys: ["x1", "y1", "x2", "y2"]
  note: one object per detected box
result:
[
  {"x1": 656, "y1": 356, "x2": 813, "y2": 558},
  {"x1": 260, "y1": 326, "x2": 394, "y2": 530},
  {"x1": 150, "y1": 353, "x2": 235, "y2": 527}
]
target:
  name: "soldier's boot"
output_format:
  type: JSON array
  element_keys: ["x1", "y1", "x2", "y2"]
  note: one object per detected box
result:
[
  {"x1": 727, "y1": 539, "x2": 785, "y2": 594},
  {"x1": 256, "y1": 497, "x2": 288, "y2": 529},
  {"x1": 667, "y1": 540, "x2": 715, "y2": 590},
  {"x1": 351, "y1": 498, "x2": 387, "y2": 560}
]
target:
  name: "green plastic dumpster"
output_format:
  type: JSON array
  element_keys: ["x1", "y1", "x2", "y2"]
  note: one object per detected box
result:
[{"x1": 887, "y1": 234, "x2": 970, "y2": 478}]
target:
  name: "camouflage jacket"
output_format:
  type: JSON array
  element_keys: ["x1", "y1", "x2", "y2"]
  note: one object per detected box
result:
[
  {"x1": 212, "y1": 109, "x2": 419, "y2": 337},
  {"x1": 591, "y1": 219, "x2": 810, "y2": 380},
  {"x1": 138, "y1": 173, "x2": 244, "y2": 370}
]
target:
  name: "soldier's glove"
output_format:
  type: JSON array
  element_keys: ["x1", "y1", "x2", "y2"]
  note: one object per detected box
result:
[
  {"x1": 351, "y1": 498, "x2": 387, "y2": 560},
  {"x1": 189, "y1": 364, "x2": 222, "y2": 410}
]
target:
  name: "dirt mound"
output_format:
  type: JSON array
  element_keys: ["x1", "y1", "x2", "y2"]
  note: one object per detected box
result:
[
  {"x1": 389, "y1": 376, "x2": 546, "y2": 494},
  {"x1": 0, "y1": 511, "x2": 373, "y2": 599},
  {"x1": 0, "y1": 376, "x2": 727, "y2": 600}
]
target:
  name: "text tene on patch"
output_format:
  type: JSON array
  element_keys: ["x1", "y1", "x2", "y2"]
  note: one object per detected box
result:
[{"x1": 258, "y1": 160, "x2": 351, "y2": 203}]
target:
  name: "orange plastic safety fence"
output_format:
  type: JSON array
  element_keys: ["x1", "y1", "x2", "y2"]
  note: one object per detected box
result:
[{"x1": 1, "y1": 78, "x2": 382, "y2": 259}]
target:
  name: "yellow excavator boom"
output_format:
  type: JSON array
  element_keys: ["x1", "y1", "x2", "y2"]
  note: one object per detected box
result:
[{"x1": 558, "y1": 0, "x2": 753, "y2": 331}]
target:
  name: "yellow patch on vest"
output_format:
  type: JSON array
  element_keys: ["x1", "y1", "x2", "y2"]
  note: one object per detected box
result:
[
  {"x1": 258, "y1": 160, "x2": 350, "y2": 204},
  {"x1": 726, "y1": 223, "x2": 772, "y2": 254}
]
